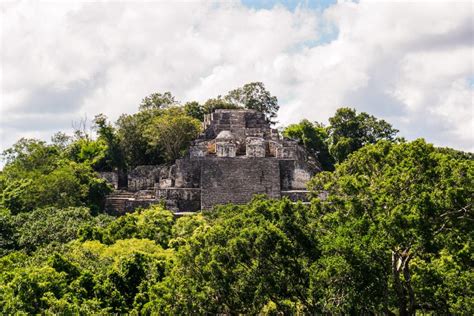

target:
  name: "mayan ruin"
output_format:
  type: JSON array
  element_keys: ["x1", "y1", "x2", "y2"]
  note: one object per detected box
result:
[{"x1": 103, "y1": 109, "x2": 319, "y2": 214}]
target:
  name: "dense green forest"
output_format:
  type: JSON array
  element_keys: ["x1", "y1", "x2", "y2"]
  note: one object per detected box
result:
[{"x1": 0, "y1": 82, "x2": 472, "y2": 314}]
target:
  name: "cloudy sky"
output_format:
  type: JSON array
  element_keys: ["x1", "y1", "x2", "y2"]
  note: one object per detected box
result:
[{"x1": 1, "y1": 0, "x2": 473, "y2": 162}]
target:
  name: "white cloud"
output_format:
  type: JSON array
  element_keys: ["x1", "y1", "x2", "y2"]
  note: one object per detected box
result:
[{"x1": 1, "y1": 0, "x2": 473, "y2": 162}]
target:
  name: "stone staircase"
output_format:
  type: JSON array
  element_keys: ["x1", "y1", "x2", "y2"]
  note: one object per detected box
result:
[
  {"x1": 105, "y1": 190, "x2": 136, "y2": 214},
  {"x1": 104, "y1": 187, "x2": 201, "y2": 215}
]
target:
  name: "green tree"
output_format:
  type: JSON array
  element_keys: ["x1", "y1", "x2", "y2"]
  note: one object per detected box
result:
[
  {"x1": 0, "y1": 208, "x2": 17, "y2": 256},
  {"x1": 51, "y1": 132, "x2": 72, "y2": 150},
  {"x1": 1, "y1": 138, "x2": 60, "y2": 173},
  {"x1": 98, "y1": 205, "x2": 175, "y2": 248},
  {"x1": 225, "y1": 82, "x2": 279, "y2": 123},
  {"x1": 203, "y1": 96, "x2": 242, "y2": 114},
  {"x1": 66, "y1": 137, "x2": 109, "y2": 170},
  {"x1": 13, "y1": 207, "x2": 112, "y2": 252},
  {"x1": 169, "y1": 213, "x2": 207, "y2": 249},
  {"x1": 308, "y1": 139, "x2": 473, "y2": 314},
  {"x1": 0, "y1": 237, "x2": 173, "y2": 314},
  {"x1": 0, "y1": 266, "x2": 68, "y2": 313},
  {"x1": 149, "y1": 198, "x2": 319, "y2": 314},
  {"x1": 184, "y1": 101, "x2": 206, "y2": 121},
  {"x1": 67, "y1": 238, "x2": 172, "y2": 313},
  {"x1": 93, "y1": 114, "x2": 124, "y2": 170},
  {"x1": 1, "y1": 163, "x2": 110, "y2": 215},
  {"x1": 139, "y1": 91, "x2": 176, "y2": 111},
  {"x1": 283, "y1": 119, "x2": 334, "y2": 171},
  {"x1": 0, "y1": 139, "x2": 111, "y2": 214},
  {"x1": 145, "y1": 107, "x2": 201, "y2": 162},
  {"x1": 116, "y1": 109, "x2": 164, "y2": 168},
  {"x1": 328, "y1": 107, "x2": 398, "y2": 163}
]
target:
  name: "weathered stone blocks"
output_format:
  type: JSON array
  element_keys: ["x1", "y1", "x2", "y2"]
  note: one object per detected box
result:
[
  {"x1": 104, "y1": 108, "x2": 318, "y2": 214},
  {"x1": 216, "y1": 131, "x2": 237, "y2": 157},
  {"x1": 246, "y1": 137, "x2": 266, "y2": 157},
  {"x1": 128, "y1": 165, "x2": 161, "y2": 191},
  {"x1": 201, "y1": 158, "x2": 281, "y2": 210}
]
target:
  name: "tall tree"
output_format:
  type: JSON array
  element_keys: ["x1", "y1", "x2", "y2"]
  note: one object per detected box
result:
[
  {"x1": 66, "y1": 137, "x2": 108, "y2": 171},
  {"x1": 93, "y1": 114, "x2": 124, "y2": 170},
  {"x1": 308, "y1": 139, "x2": 473, "y2": 314},
  {"x1": 283, "y1": 119, "x2": 334, "y2": 171},
  {"x1": 328, "y1": 107, "x2": 398, "y2": 163},
  {"x1": 145, "y1": 107, "x2": 201, "y2": 162},
  {"x1": 116, "y1": 110, "x2": 164, "y2": 168},
  {"x1": 139, "y1": 92, "x2": 176, "y2": 111},
  {"x1": 147, "y1": 198, "x2": 319, "y2": 314},
  {"x1": 225, "y1": 82, "x2": 279, "y2": 123},
  {"x1": 184, "y1": 101, "x2": 206, "y2": 121}
]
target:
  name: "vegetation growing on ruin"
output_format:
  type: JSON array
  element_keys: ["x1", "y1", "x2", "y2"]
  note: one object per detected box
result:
[{"x1": 0, "y1": 83, "x2": 472, "y2": 314}]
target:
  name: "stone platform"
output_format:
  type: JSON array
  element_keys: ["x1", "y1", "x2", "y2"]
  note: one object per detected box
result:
[{"x1": 103, "y1": 109, "x2": 320, "y2": 214}]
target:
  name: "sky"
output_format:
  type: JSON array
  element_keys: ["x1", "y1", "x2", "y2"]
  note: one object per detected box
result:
[{"x1": 1, "y1": 0, "x2": 473, "y2": 165}]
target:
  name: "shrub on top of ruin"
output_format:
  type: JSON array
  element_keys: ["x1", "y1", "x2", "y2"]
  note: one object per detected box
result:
[
  {"x1": 182, "y1": 82, "x2": 280, "y2": 123},
  {"x1": 225, "y1": 82, "x2": 279, "y2": 123}
]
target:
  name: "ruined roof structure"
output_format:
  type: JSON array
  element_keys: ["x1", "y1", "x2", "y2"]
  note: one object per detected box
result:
[{"x1": 103, "y1": 109, "x2": 319, "y2": 214}]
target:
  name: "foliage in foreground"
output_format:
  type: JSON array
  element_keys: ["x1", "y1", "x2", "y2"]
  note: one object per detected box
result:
[
  {"x1": 308, "y1": 139, "x2": 473, "y2": 314},
  {"x1": 0, "y1": 139, "x2": 472, "y2": 315},
  {"x1": 0, "y1": 83, "x2": 471, "y2": 313}
]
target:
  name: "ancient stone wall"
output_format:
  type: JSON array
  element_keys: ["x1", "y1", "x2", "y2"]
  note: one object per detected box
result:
[
  {"x1": 201, "y1": 158, "x2": 281, "y2": 210},
  {"x1": 203, "y1": 109, "x2": 270, "y2": 140},
  {"x1": 156, "y1": 188, "x2": 201, "y2": 212},
  {"x1": 246, "y1": 137, "x2": 266, "y2": 157},
  {"x1": 105, "y1": 108, "x2": 319, "y2": 214},
  {"x1": 174, "y1": 159, "x2": 202, "y2": 188},
  {"x1": 216, "y1": 142, "x2": 236, "y2": 157},
  {"x1": 279, "y1": 160, "x2": 312, "y2": 190},
  {"x1": 127, "y1": 165, "x2": 161, "y2": 191},
  {"x1": 189, "y1": 140, "x2": 208, "y2": 157},
  {"x1": 105, "y1": 190, "x2": 159, "y2": 215}
]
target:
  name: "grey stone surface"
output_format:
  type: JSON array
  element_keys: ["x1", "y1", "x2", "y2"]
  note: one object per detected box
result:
[
  {"x1": 127, "y1": 165, "x2": 161, "y2": 191},
  {"x1": 201, "y1": 158, "x2": 281, "y2": 210},
  {"x1": 156, "y1": 188, "x2": 201, "y2": 212},
  {"x1": 246, "y1": 137, "x2": 266, "y2": 157}
]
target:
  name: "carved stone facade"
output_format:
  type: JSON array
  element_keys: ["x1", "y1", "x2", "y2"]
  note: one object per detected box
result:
[{"x1": 103, "y1": 109, "x2": 319, "y2": 214}]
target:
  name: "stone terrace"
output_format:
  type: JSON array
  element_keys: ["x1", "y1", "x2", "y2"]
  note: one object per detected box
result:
[{"x1": 103, "y1": 109, "x2": 319, "y2": 214}]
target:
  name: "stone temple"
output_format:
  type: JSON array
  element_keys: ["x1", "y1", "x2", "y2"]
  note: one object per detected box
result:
[{"x1": 103, "y1": 109, "x2": 319, "y2": 214}]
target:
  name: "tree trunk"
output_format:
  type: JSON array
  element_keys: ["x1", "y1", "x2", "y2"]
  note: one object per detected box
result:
[
  {"x1": 392, "y1": 251, "x2": 408, "y2": 316},
  {"x1": 392, "y1": 249, "x2": 415, "y2": 316},
  {"x1": 402, "y1": 254, "x2": 415, "y2": 315}
]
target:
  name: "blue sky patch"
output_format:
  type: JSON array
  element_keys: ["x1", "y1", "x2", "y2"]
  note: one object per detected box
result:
[
  {"x1": 241, "y1": 0, "x2": 337, "y2": 11},
  {"x1": 241, "y1": 0, "x2": 340, "y2": 47},
  {"x1": 467, "y1": 75, "x2": 474, "y2": 87}
]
